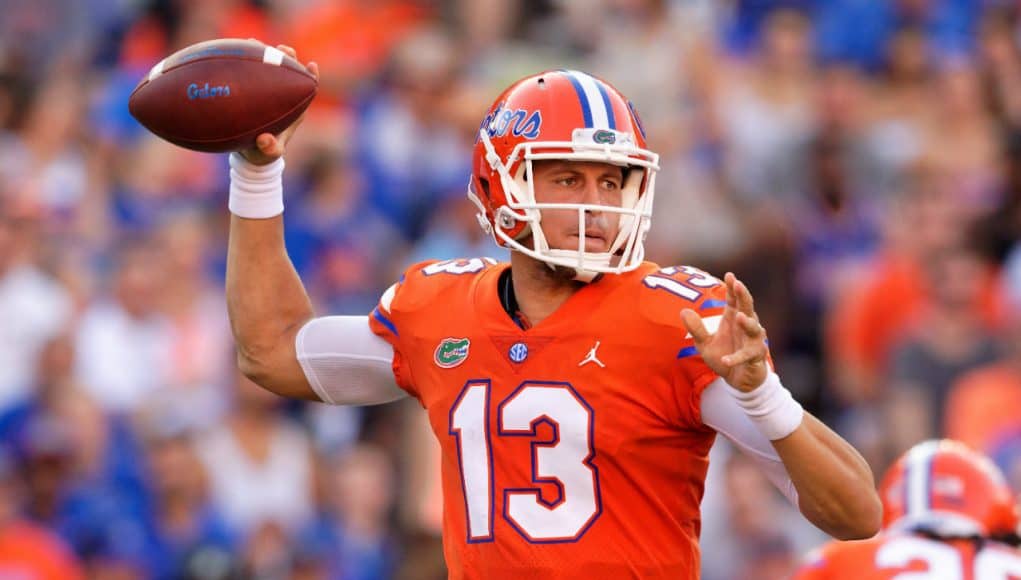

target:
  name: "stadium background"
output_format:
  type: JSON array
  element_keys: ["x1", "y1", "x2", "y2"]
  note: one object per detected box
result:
[{"x1": 1, "y1": 0, "x2": 1021, "y2": 578}]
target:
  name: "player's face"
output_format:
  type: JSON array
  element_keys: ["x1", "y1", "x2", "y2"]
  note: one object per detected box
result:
[{"x1": 530, "y1": 160, "x2": 624, "y2": 253}]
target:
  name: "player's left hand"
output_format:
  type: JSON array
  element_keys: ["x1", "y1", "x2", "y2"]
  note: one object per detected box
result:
[{"x1": 680, "y1": 272, "x2": 769, "y2": 392}]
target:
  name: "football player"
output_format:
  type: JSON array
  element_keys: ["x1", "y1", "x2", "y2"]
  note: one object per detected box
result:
[
  {"x1": 794, "y1": 439, "x2": 1021, "y2": 579},
  {"x1": 225, "y1": 46, "x2": 881, "y2": 578}
]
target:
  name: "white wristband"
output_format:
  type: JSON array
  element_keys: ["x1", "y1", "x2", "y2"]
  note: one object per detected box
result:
[
  {"x1": 228, "y1": 152, "x2": 285, "y2": 219},
  {"x1": 723, "y1": 372, "x2": 804, "y2": 441}
]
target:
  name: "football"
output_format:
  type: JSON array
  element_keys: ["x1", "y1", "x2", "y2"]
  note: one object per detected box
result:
[{"x1": 128, "y1": 38, "x2": 317, "y2": 153}]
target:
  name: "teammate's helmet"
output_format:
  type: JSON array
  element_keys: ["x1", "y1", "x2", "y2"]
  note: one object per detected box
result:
[
  {"x1": 880, "y1": 440, "x2": 1019, "y2": 538},
  {"x1": 469, "y1": 70, "x2": 660, "y2": 281}
]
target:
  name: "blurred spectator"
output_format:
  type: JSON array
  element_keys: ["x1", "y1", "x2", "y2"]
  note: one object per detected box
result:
[
  {"x1": 285, "y1": 150, "x2": 405, "y2": 314},
  {"x1": 75, "y1": 240, "x2": 174, "y2": 413},
  {"x1": 0, "y1": 446, "x2": 84, "y2": 579},
  {"x1": 136, "y1": 421, "x2": 237, "y2": 580},
  {"x1": 0, "y1": 76, "x2": 90, "y2": 225},
  {"x1": 865, "y1": 25, "x2": 933, "y2": 180},
  {"x1": 408, "y1": 195, "x2": 503, "y2": 263},
  {"x1": 113, "y1": 136, "x2": 226, "y2": 233},
  {"x1": 195, "y1": 371, "x2": 316, "y2": 538},
  {"x1": 151, "y1": 212, "x2": 233, "y2": 429},
  {"x1": 239, "y1": 520, "x2": 326, "y2": 580},
  {"x1": 283, "y1": 0, "x2": 431, "y2": 104},
  {"x1": 301, "y1": 444, "x2": 399, "y2": 580},
  {"x1": 0, "y1": 334, "x2": 144, "y2": 499},
  {"x1": 585, "y1": 0, "x2": 711, "y2": 150},
  {"x1": 883, "y1": 245, "x2": 1002, "y2": 460},
  {"x1": 357, "y1": 27, "x2": 472, "y2": 240},
  {"x1": 790, "y1": 65, "x2": 882, "y2": 316},
  {"x1": 944, "y1": 251, "x2": 1021, "y2": 452},
  {"x1": 13, "y1": 409, "x2": 150, "y2": 571},
  {"x1": 824, "y1": 165, "x2": 1000, "y2": 408},
  {"x1": 714, "y1": 7, "x2": 817, "y2": 204},
  {"x1": 0, "y1": 0, "x2": 93, "y2": 76},
  {"x1": 814, "y1": 0, "x2": 982, "y2": 70},
  {"x1": 0, "y1": 200, "x2": 72, "y2": 410},
  {"x1": 920, "y1": 60, "x2": 1004, "y2": 215},
  {"x1": 700, "y1": 447, "x2": 820, "y2": 580},
  {"x1": 977, "y1": 7, "x2": 1021, "y2": 128}
]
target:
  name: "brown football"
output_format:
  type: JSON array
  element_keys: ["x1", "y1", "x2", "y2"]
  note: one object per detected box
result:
[{"x1": 128, "y1": 38, "x2": 317, "y2": 153}]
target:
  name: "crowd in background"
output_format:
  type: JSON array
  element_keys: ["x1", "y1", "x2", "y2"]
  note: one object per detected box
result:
[{"x1": 2, "y1": 0, "x2": 1021, "y2": 578}]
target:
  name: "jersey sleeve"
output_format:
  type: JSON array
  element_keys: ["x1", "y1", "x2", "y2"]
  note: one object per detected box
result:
[
  {"x1": 367, "y1": 261, "x2": 438, "y2": 401},
  {"x1": 673, "y1": 282, "x2": 728, "y2": 428},
  {"x1": 638, "y1": 264, "x2": 729, "y2": 429}
]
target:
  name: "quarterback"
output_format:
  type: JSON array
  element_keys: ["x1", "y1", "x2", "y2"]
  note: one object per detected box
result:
[
  {"x1": 225, "y1": 46, "x2": 881, "y2": 578},
  {"x1": 794, "y1": 440, "x2": 1021, "y2": 579}
]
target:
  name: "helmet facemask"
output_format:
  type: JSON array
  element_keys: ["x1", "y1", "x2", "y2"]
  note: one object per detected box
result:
[{"x1": 470, "y1": 127, "x2": 660, "y2": 282}]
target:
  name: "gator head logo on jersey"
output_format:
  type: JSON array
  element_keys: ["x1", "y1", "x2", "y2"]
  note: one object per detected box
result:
[{"x1": 435, "y1": 338, "x2": 471, "y2": 368}]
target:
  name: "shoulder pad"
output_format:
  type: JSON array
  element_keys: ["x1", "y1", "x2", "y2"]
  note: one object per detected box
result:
[
  {"x1": 387, "y1": 257, "x2": 500, "y2": 313},
  {"x1": 637, "y1": 265, "x2": 726, "y2": 329}
]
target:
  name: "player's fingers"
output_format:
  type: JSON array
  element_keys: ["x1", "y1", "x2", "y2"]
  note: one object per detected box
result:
[
  {"x1": 276, "y1": 44, "x2": 297, "y2": 59},
  {"x1": 724, "y1": 272, "x2": 737, "y2": 309},
  {"x1": 681, "y1": 309, "x2": 711, "y2": 344},
  {"x1": 308, "y1": 61, "x2": 320, "y2": 80},
  {"x1": 734, "y1": 278, "x2": 756, "y2": 317},
  {"x1": 736, "y1": 311, "x2": 765, "y2": 338},
  {"x1": 256, "y1": 133, "x2": 282, "y2": 156},
  {"x1": 721, "y1": 344, "x2": 767, "y2": 367}
]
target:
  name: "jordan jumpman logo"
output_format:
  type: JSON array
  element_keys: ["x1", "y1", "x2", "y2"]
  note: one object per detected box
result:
[{"x1": 578, "y1": 340, "x2": 606, "y2": 368}]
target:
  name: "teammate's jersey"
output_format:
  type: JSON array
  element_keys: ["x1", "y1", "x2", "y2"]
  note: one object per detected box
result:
[
  {"x1": 368, "y1": 258, "x2": 728, "y2": 579},
  {"x1": 793, "y1": 532, "x2": 1021, "y2": 580}
]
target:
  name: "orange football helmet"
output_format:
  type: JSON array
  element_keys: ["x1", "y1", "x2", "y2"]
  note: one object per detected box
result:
[
  {"x1": 469, "y1": 70, "x2": 660, "y2": 281},
  {"x1": 880, "y1": 439, "x2": 1019, "y2": 538}
]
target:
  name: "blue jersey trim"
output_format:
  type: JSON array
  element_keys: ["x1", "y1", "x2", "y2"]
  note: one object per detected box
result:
[
  {"x1": 677, "y1": 346, "x2": 699, "y2": 359},
  {"x1": 372, "y1": 307, "x2": 398, "y2": 337}
]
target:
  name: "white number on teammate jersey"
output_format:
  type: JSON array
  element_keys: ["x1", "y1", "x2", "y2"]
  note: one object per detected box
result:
[
  {"x1": 450, "y1": 381, "x2": 601, "y2": 543},
  {"x1": 875, "y1": 535, "x2": 1021, "y2": 579},
  {"x1": 423, "y1": 258, "x2": 497, "y2": 276},
  {"x1": 642, "y1": 265, "x2": 721, "y2": 301},
  {"x1": 876, "y1": 537, "x2": 963, "y2": 580}
]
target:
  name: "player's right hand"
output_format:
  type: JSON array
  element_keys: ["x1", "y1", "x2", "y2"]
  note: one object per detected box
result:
[
  {"x1": 237, "y1": 44, "x2": 320, "y2": 166},
  {"x1": 680, "y1": 272, "x2": 769, "y2": 392}
]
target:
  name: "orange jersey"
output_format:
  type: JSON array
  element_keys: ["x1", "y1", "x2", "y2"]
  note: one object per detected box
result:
[
  {"x1": 368, "y1": 258, "x2": 728, "y2": 579},
  {"x1": 794, "y1": 533, "x2": 1021, "y2": 580}
]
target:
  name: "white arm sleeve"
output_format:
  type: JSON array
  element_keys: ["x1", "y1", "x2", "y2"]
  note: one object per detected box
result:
[
  {"x1": 700, "y1": 376, "x2": 799, "y2": 507},
  {"x1": 295, "y1": 316, "x2": 409, "y2": 406}
]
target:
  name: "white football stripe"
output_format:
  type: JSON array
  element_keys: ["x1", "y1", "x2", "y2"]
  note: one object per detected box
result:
[
  {"x1": 684, "y1": 315, "x2": 722, "y2": 338},
  {"x1": 263, "y1": 46, "x2": 285, "y2": 66},
  {"x1": 567, "y1": 70, "x2": 609, "y2": 129},
  {"x1": 379, "y1": 283, "x2": 398, "y2": 314},
  {"x1": 148, "y1": 58, "x2": 167, "y2": 81}
]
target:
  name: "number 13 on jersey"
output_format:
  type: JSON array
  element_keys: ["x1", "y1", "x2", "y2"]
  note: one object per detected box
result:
[{"x1": 449, "y1": 380, "x2": 602, "y2": 543}]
